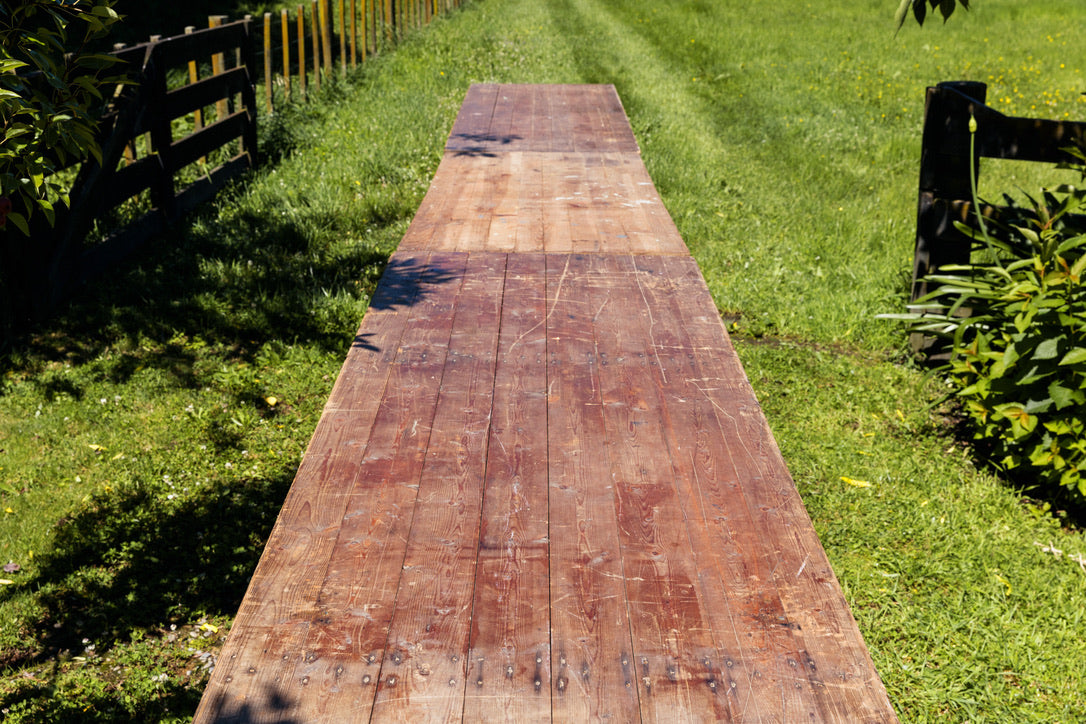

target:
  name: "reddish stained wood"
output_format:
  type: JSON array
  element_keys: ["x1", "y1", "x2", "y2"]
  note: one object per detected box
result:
[
  {"x1": 654, "y1": 254, "x2": 893, "y2": 720},
  {"x1": 545, "y1": 253, "x2": 641, "y2": 722},
  {"x1": 507, "y1": 83, "x2": 538, "y2": 149},
  {"x1": 463, "y1": 253, "x2": 551, "y2": 720},
  {"x1": 286, "y1": 252, "x2": 473, "y2": 722},
  {"x1": 400, "y1": 83, "x2": 685, "y2": 255},
  {"x1": 368, "y1": 253, "x2": 506, "y2": 720},
  {"x1": 485, "y1": 84, "x2": 519, "y2": 148},
  {"x1": 197, "y1": 84, "x2": 898, "y2": 724},
  {"x1": 608, "y1": 255, "x2": 817, "y2": 720},
  {"x1": 446, "y1": 85, "x2": 639, "y2": 155},
  {"x1": 577, "y1": 254, "x2": 732, "y2": 722},
  {"x1": 402, "y1": 152, "x2": 687, "y2": 255},
  {"x1": 446, "y1": 83, "x2": 499, "y2": 150},
  {"x1": 513, "y1": 157, "x2": 545, "y2": 253},
  {"x1": 539, "y1": 157, "x2": 574, "y2": 254},
  {"x1": 486, "y1": 154, "x2": 520, "y2": 252}
]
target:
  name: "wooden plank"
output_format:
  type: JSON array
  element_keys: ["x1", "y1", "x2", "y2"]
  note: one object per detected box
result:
[
  {"x1": 573, "y1": 254, "x2": 731, "y2": 721},
  {"x1": 485, "y1": 154, "x2": 521, "y2": 251},
  {"x1": 398, "y1": 158, "x2": 457, "y2": 253},
  {"x1": 463, "y1": 253, "x2": 552, "y2": 720},
  {"x1": 165, "y1": 66, "x2": 249, "y2": 120},
  {"x1": 151, "y1": 20, "x2": 251, "y2": 69},
  {"x1": 446, "y1": 83, "x2": 499, "y2": 150},
  {"x1": 545, "y1": 253, "x2": 641, "y2": 722},
  {"x1": 175, "y1": 154, "x2": 252, "y2": 218},
  {"x1": 452, "y1": 156, "x2": 499, "y2": 252},
  {"x1": 445, "y1": 85, "x2": 639, "y2": 155},
  {"x1": 104, "y1": 156, "x2": 158, "y2": 207},
  {"x1": 540, "y1": 155, "x2": 574, "y2": 254},
  {"x1": 169, "y1": 111, "x2": 250, "y2": 171},
  {"x1": 284, "y1": 253, "x2": 473, "y2": 722},
  {"x1": 485, "y1": 84, "x2": 518, "y2": 147},
  {"x1": 367, "y1": 252, "x2": 506, "y2": 720},
  {"x1": 507, "y1": 82, "x2": 538, "y2": 149},
  {"x1": 513, "y1": 154, "x2": 544, "y2": 253},
  {"x1": 654, "y1": 254, "x2": 895, "y2": 720},
  {"x1": 618, "y1": 254, "x2": 817, "y2": 720},
  {"x1": 403, "y1": 146, "x2": 688, "y2": 254}
]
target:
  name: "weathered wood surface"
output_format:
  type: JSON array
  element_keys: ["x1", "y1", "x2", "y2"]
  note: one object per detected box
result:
[
  {"x1": 195, "y1": 84, "x2": 898, "y2": 722},
  {"x1": 401, "y1": 85, "x2": 684, "y2": 255}
]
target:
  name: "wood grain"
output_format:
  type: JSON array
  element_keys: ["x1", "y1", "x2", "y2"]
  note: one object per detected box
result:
[
  {"x1": 463, "y1": 253, "x2": 551, "y2": 721},
  {"x1": 196, "y1": 84, "x2": 898, "y2": 724},
  {"x1": 545, "y1": 253, "x2": 642, "y2": 723}
]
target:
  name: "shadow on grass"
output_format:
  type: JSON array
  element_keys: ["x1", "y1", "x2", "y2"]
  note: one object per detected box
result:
[
  {"x1": 0, "y1": 466, "x2": 296, "y2": 720},
  {"x1": 19, "y1": 469, "x2": 295, "y2": 661},
  {"x1": 0, "y1": 205, "x2": 466, "y2": 656},
  {"x1": 1, "y1": 199, "x2": 389, "y2": 392},
  {"x1": 0, "y1": 674, "x2": 209, "y2": 723}
]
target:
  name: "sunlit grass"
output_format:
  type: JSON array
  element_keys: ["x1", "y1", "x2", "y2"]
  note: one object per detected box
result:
[{"x1": 2, "y1": 0, "x2": 1085, "y2": 719}]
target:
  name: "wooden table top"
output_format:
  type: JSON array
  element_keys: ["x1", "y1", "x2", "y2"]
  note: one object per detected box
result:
[{"x1": 194, "y1": 84, "x2": 898, "y2": 723}]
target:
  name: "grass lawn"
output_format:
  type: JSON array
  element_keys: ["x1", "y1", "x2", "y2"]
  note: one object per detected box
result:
[{"x1": 2, "y1": 0, "x2": 1085, "y2": 720}]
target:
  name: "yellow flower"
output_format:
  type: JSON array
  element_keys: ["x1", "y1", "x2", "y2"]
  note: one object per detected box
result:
[{"x1": 841, "y1": 476, "x2": 872, "y2": 488}]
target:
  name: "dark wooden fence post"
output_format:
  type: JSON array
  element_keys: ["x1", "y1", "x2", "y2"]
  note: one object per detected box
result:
[
  {"x1": 910, "y1": 81, "x2": 986, "y2": 355},
  {"x1": 241, "y1": 17, "x2": 259, "y2": 165},
  {"x1": 912, "y1": 81, "x2": 987, "y2": 303}
]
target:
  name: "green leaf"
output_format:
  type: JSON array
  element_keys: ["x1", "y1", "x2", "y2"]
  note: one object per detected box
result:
[
  {"x1": 1048, "y1": 381, "x2": 1083, "y2": 410},
  {"x1": 0, "y1": 59, "x2": 28, "y2": 73},
  {"x1": 1033, "y1": 336, "x2": 1064, "y2": 361},
  {"x1": 91, "y1": 5, "x2": 120, "y2": 20},
  {"x1": 1045, "y1": 419, "x2": 1074, "y2": 436},
  {"x1": 990, "y1": 342, "x2": 1020, "y2": 379},
  {"x1": 1059, "y1": 348, "x2": 1086, "y2": 366},
  {"x1": 1022, "y1": 396, "x2": 1054, "y2": 415},
  {"x1": 38, "y1": 197, "x2": 55, "y2": 226},
  {"x1": 1016, "y1": 363, "x2": 1056, "y2": 387},
  {"x1": 1071, "y1": 253, "x2": 1086, "y2": 281},
  {"x1": 913, "y1": 0, "x2": 927, "y2": 26},
  {"x1": 6, "y1": 211, "x2": 29, "y2": 236},
  {"x1": 894, "y1": 0, "x2": 912, "y2": 30}
]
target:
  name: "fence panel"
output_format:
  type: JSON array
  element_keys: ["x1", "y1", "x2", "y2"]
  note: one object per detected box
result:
[{"x1": 910, "y1": 80, "x2": 1086, "y2": 354}]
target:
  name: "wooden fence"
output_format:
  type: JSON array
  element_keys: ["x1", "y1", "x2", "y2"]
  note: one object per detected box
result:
[
  {"x1": 2, "y1": 0, "x2": 465, "y2": 335},
  {"x1": 910, "y1": 80, "x2": 1086, "y2": 353},
  {"x1": 248, "y1": 0, "x2": 461, "y2": 112}
]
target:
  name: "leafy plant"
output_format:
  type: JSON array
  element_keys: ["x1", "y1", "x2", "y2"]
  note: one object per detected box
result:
[
  {"x1": 900, "y1": 149, "x2": 1086, "y2": 498},
  {"x1": 895, "y1": 0, "x2": 970, "y2": 31},
  {"x1": 0, "y1": 0, "x2": 123, "y2": 235}
]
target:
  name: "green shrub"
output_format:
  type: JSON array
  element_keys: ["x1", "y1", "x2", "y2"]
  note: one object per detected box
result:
[
  {"x1": 0, "y1": 0, "x2": 122, "y2": 235},
  {"x1": 902, "y1": 175, "x2": 1086, "y2": 499}
]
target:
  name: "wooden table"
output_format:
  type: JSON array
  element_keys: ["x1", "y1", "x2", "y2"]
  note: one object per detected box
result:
[{"x1": 194, "y1": 84, "x2": 898, "y2": 723}]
